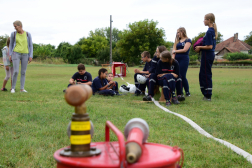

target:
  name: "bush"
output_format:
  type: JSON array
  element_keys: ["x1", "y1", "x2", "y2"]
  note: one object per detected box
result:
[
  {"x1": 223, "y1": 52, "x2": 251, "y2": 61},
  {"x1": 189, "y1": 54, "x2": 199, "y2": 61}
]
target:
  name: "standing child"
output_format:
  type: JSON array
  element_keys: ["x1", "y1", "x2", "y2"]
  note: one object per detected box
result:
[
  {"x1": 155, "y1": 51, "x2": 180, "y2": 106},
  {"x1": 195, "y1": 13, "x2": 217, "y2": 101},
  {"x1": 1, "y1": 37, "x2": 13, "y2": 91},
  {"x1": 106, "y1": 72, "x2": 119, "y2": 95},
  {"x1": 92, "y1": 68, "x2": 116, "y2": 96},
  {"x1": 63, "y1": 63, "x2": 92, "y2": 92},
  {"x1": 172, "y1": 27, "x2": 192, "y2": 99}
]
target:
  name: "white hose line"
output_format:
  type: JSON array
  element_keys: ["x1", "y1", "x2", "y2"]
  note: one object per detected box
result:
[
  {"x1": 151, "y1": 97, "x2": 252, "y2": 164},
  {"x1": 119, "y1": 76, "x2": 252, "y2": 164}
]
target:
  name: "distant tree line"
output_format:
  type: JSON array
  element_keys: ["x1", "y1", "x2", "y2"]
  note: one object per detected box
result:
[{"x1": 1, "y1": 21, "x2": 251, "y2": 65}]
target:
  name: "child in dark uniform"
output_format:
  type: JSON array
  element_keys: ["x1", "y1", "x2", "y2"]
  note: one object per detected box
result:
[
  {"x1": 172, "y1": 27, "x2": 192, "y2": 99},
  {"x1": 63, "y1": 63, "x2": 92, "y2": 92},
  {"x1": 195, "y1": 13, "x2": 217, "y2": 101},
  {"x1": 133, "y1": 51, "x2": 151, "y2": 96},
  {"x1": 106, "y1": 72, "x2": 119, "y2": 95},
  {"x1": 156, "y1": 51, "x2": 180, "y2": 106},
  {"x1": 92, "y1": 68, "x2": 116, "y2": 96},
  {"x1": 143, "y1": 46, "x2": 167, "y2": 101}
]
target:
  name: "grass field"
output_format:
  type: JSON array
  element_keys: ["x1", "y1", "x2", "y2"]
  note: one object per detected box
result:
[{"x1": 0, "y1": 63, "x2": 252, "y2": 168}]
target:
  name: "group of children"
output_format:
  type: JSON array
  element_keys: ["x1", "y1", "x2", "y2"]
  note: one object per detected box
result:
[
  {"x1": 133, "y1": 13, "x2": 217, "y2": 106},
  {"x1": 63, "y1": 63, "x2": 120, "y2": 96}
]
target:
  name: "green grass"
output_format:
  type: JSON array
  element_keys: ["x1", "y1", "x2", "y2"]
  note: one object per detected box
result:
[{"x1": 0, "y1": 64, "x2": 252, "y2": 168}]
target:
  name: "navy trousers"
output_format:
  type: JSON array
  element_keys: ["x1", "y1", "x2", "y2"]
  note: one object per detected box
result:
[
  {"x1": 134, "y1": 73, "x2": 148, "y2": 94},
  {"x1": 176, "y1": 57, "x2": 190, "y2": 93},
  {"x1": 175, "y1": 76, "x2": 183, "y2": 96},
  {"x1": 157, "y1": 74, "x2": 176, "y2": 101},
  {"x1": 97, "y1": 90, "x2": 116, "y2": 96},
  {"x1": 199, "y1": 50, "x2": 215, "y2": 99},
  {"x1": 148, "y1": 73, "x2": 157, "y2": 97}
]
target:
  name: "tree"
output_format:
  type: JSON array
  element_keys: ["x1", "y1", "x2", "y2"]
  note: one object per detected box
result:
[
  {"x1": 0, "y1": 34, "x2": 9, "y2": 57},
  {"x1": 244, "y1": 31, "x2": 252, "y2": 46},
  {"x1": 77, "y1": 35, "x2": 108, "y2": 58},
  {"x1": 33, "y1": 44, "x2": 56, "y2": 59},
  {"x1": 54, "y1": 42, "x2": 72, "y2": 62},
  {"x1": 116, "y1": 19, "x2": 165, "y2": 65}
]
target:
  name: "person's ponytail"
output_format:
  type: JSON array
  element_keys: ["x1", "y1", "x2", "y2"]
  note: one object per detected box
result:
[{"x1": 213, "y1": 23, "x2": 218, "y2": 39}]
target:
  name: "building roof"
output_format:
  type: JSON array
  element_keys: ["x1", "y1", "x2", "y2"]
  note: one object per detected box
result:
[
  {"x1": 216, "y1": 47, "x2": 241, "y2": 56},
  {"x1": 215, "y1": 36, "x2": 251, "y2": 51}
]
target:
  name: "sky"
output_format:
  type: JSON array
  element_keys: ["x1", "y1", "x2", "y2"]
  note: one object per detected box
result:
[{"x1": 0, "y1": 0, "x2": 252, "y2": 47}]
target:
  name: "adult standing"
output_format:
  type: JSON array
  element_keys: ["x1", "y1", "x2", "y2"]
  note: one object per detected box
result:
[
  {"x1": 172, "y1": 27, "x2": 191, "y2": 97},
  {"x1": 195, "y1": 13, "x2": 217, "y2": 101},
  {"x1": 9, "y1": 20, "x2": 33, "y2": 93}
]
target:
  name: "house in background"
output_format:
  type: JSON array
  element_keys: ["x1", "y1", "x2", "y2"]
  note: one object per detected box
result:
[{"x1": 215, "y1": 33, "x2": 251, "y2": 59}]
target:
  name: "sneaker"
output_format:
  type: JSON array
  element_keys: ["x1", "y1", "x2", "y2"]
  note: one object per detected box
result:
[
  {"x1": 177, "y1": 95, "x2": 185, "y2": 101},
  {"x1": 143, "y1": 95, "x2": 152, "y2": 101},
  {"x1": 203, "y1": 97, "x2": 211, "y2": 101},
  {"x1": 172, "y1": 97, "x2": 180, "y2": 104},
  {"x1": 11, "y1": 89, "x2": 15, "y2": 93},
  {"x1": 166, "y1": 101, "x2": 171, "y2": 106},
  {"x1": 1, "y1": 88, "x2": 7, "y2": 91},
  {"x1": 134, "y1": 92, "x2": 145, "y2": 96},
  {"x1": 186, "y1": 92, "x2": 191, "y2": 97},
  {"x1": 20, "y1": 89, "x2": 28, "y2": 93}
]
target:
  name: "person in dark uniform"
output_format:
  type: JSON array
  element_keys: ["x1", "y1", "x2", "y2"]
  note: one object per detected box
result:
[
  {"x1": 92, "y1": 68, "x2": 116, "y2": 96},
  {"x1": 172, "y1": 27, "x2": 192, "y2": 100},
  {"x1": 143, "y1": 46, "x2": 167, "y2": 101},
  {"x1": 63, "y1": 63, "x2": 92, "y2": 92},
  {"x1": 195, "y1": 13, "x2": 217, "y2": 101},
  {"x1": 133, "y1": 51, "x2": 151, "y2": 96},
  {"x1": 155, "y1": 51, "x2": 180, "y2": 106}
]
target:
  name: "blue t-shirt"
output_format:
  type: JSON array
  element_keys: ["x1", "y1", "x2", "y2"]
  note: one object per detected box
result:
[
  {"x1": 156, "y1": 60, "x2": 180, "y2": 77},
  {"x1": 143, "y1": 61, "x2": 151, "y2": 72},
  {"x1": 92, "y1": 76, "x2": 108, "y2": 94},
  {"x1": 175, "y1": 38, "x2": 192, "y2": 59},
  {"x1": 72, "y1": 72, "x2": 92, "y2": 83},
  {"x1": 202, "y1": 27, "x2": 216, "y2": 51},
  {"x1": 148, "y1": 55, "x2": 160, "y2": 73}
]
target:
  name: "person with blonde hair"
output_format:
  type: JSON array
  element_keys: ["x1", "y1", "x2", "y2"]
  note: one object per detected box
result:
[
  {"x1": 1, "y1": 37, "x2": 13, "y2": 91},
  {"x1": 195, "y1": 13, "x2": 217, "y2": 101},
  {"x1": 9, "y1": 20, "x2": 33, "y2": 93},
  {"x1": 172, "y1": 27, "x2": 192, "y2": 99}
]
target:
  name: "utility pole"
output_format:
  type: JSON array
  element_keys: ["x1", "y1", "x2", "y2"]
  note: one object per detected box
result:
[{"x1": 110, "y1": 15, "x2": 113, "y2": 63}]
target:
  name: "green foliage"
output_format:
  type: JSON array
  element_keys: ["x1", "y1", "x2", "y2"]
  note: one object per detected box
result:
[
  {"x1": 189, "y1": 55, "x2": 199, "y2": 61},
  {"x1": 0, "y1": 34, "x2": 9, "y2": 57},
  {"x1": 33, "y1": 43, "x2": 56, "y2": 59},
  {"x1": 244, "y1": 31, "x2": 252, "y2": 46},
  {"x1": 117, "y1": 19, "x2": 165, "y2": 65},
  {"x1": 54, "y1": 42, "x2": 72, "y2": 63},
  {"x1": 223, "y1": 52, "x2": 251, "y2": 61},
  {"x1": 77, "y1": 35, "x2": 108, "y2": 58},
  {"x1": 164, "y1": 41, "x2": 173, "y2": 50}
]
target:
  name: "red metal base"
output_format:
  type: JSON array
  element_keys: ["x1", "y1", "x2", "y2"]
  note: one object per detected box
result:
[
  {"x1": 54, "y1": 121, "x2": 182, "y2": 168},
  {"x1": 54, "y1": 142, "x2": 180, "y2": 168}
]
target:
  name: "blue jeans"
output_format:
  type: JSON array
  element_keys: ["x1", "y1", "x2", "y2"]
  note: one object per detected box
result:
[{"x1": 12, "y1": 52, "x2": 29, "y2": 90}]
